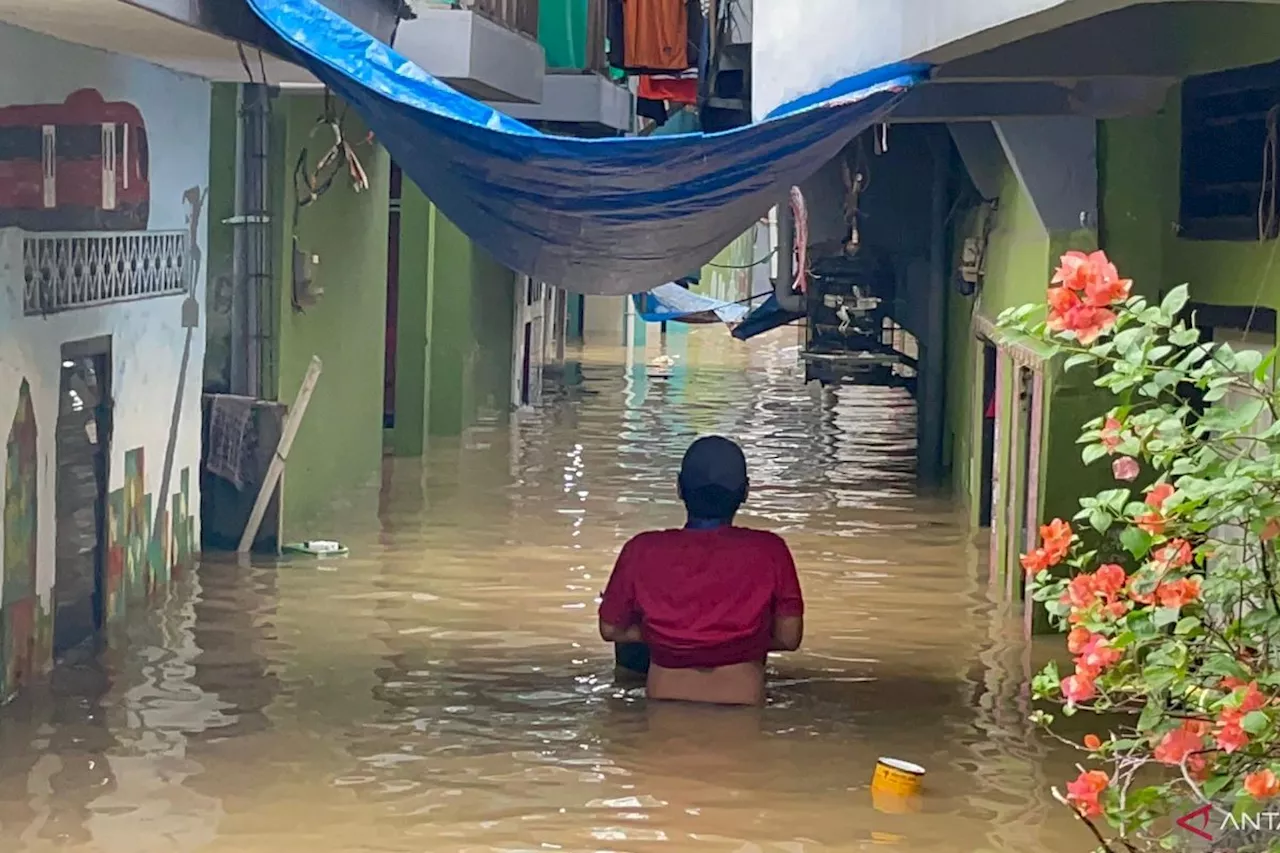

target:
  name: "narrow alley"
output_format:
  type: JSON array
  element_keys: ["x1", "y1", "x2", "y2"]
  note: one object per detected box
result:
[{"x1": 0, "y1": 330, "x2": 1080, "y2": 852}]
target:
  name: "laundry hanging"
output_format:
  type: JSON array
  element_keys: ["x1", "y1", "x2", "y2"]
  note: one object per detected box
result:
[
  {"x1": 246, "y1": 0, "x2": 927, "y2": 295},
  {"x1": 607, "y1": 0, "x2": 704, "y2": 74},
  {"x1": 638, "y1": 73, "x2": 698, "y2": 106}
]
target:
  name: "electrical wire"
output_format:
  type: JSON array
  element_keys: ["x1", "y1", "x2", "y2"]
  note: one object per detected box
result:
[
  {"x1": 705, "y1": 248, "x2": 777, "y2": 269},
  {"x1": 1242, "y1": 104, "x2": 1280, "y2": 340}
]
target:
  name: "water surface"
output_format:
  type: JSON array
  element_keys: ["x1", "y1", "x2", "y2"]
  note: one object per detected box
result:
[{"x1": 0, "y1": 329, "x2": 1085, "y2": 852}]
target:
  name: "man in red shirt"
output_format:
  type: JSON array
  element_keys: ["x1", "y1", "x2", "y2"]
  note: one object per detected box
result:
[{"x1": 598, "y1": 436, "x2": 805, "y2": 705}]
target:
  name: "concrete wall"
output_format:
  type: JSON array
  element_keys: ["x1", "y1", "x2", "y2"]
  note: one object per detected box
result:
[
  {"x1": 751, "y1": 0, "x2": 1096, "y2": 118},
  {"x1": 273, "y1": 95, "x2": 391, "y2": 533},
  {"x1": 389, "y1": 178, "x2": 519, "y2": 451},
  {"x1": 0, "y1": 23, "x2": 209, "y2": 699}
]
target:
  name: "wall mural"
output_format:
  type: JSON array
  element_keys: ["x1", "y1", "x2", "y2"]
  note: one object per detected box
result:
[
  {"x1": 0, "y1": 88, "x2": 150, "y2": 232},
  {"x1": 105, "y1": 448, "x2": 195, "y2": 622},
  {"x1": 1, "y1": 380, "x2": 49, "y2": 701}
]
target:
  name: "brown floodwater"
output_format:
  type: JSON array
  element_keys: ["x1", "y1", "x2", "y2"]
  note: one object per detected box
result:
[{"x1": 0, "y1": 329, "x2": 1090, "y2": 852}]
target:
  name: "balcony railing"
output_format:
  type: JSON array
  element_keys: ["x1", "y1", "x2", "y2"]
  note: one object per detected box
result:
[
  {"x1": 22, "y1": 231, "x2": 189, "y2": 315},
  {"x1": 459, "y1": 0, "x2": 539, "y2": 40}
]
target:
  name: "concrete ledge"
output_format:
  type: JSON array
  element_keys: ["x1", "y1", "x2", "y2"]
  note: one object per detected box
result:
[
  {"x1": 497, "y1": 72, "x2": 633, "y2": 132},
  {"x1": 395, "y1": 8, "x2": 545, "y2": 104}
]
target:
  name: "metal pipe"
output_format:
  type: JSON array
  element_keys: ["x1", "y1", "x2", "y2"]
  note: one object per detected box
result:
[
  {"x1": 774, "y1": 192, "x2": 804, "y2": 312},
  {"x1": 230, "y1": 84, "x2": 249, "y2": 396}
]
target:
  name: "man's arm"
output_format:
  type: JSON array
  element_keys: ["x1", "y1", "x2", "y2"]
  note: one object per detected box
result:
[
  {"x1": 600, "y1": 620, "x2": 644, "y2": 644},
  {"x1": 770, "y1": 537, "x2": 805, "y2": 652},
  {"x1": 599, "y1": 539, "x2": 643, "y2": 644}
]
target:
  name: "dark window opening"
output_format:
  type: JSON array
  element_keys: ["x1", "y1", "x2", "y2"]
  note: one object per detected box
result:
[
  {"x1": 55, "y1": 125, "x2": 103, "y2": 160},
  {"x1": 1182, "y1": 58, "x2": 1280, "y2": 241},
  {"x1": 0, "y1": 126, "x2": 41, "y2": 160},
  {"x1": 136, "y1": 126, "x2": 149, "y2": 180}
]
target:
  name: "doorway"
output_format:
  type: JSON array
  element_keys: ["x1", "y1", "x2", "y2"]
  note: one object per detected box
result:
[
  {"x1": 977, "y1": 340, "x2": 997, "y2": 527},
  {"x1": 54, "y1": 338, "x2": 112, "y2": 657},
  {"x1": 384, "y1": 162, "x2": 403, "y2": 430}
]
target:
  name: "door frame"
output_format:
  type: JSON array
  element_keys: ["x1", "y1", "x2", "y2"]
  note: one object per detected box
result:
[{"x1": 56, "y1": 335, "x2": 113, "y2": 654}]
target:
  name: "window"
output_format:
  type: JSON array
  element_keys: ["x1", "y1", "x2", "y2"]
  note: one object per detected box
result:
[
  {"x1": 1181, "y1": 58, "x2": 1280, "y2": 241},
  {"x1": 54, "y1": 125, "x2": 102, "y2": 160},
  {"x1": 0, "y1": 126, "x2": 41, "y2": 161},
  {"x1": 135, "y1": 126, "x2": 149, "y2": 180}
]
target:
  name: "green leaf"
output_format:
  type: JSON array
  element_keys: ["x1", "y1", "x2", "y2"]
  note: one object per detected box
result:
[
  {"x1": 1243, "y1": 710, "x2": 1272, "y2": 735},
  {"x1": 1237, "y1": 349, "x2": 1265, "y2": 375},
  {"x1": 1170, "y1": 325, "x2": 1200, "y2": 347},
  {"x1": 1175, "y1": 616, "x2": 1201, "y2": 635},
  {"x1": 1143, "y1": 665, "x2": 1179, "y2": 691},
  {"x1": 1064, "y1": 352, "x2": 1094, "y2": 371},
  {"x1": 1121, "y1": 526, "x2": 1153, "y2": 559},
  {"x1": 1161, "y1": 284, "x2": 1190, "y2": 318},
  {"x1": 1138, "y1": 701, "x2": 1165, "y2": 732},
  {"x1": 1090, "y1": 508, "x2": 1112, "y2": 533},
  {"x1": 1204, "y1": 774, "x2": 1234, "y2": 797},
  {"x1": 1082, "y1": 442, "x2": 1109, "y2": 465}
]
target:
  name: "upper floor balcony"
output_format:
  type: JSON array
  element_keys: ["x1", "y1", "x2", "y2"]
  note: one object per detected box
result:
[{"x1": 396, "y1": 0, "x2": 546, "y2": 102}]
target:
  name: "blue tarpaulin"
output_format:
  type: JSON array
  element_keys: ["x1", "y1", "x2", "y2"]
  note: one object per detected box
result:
[
  {"x1": 632, "y1": 284, "x2": 752, "y2": 325},
  {"x1": 246, "y1": 0, "x2": 928, "y2": 295}
]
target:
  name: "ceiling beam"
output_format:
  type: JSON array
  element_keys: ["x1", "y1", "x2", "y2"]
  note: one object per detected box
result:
[{"x1": 889, "y1": 78, "x2": 1174, "y2": 123}]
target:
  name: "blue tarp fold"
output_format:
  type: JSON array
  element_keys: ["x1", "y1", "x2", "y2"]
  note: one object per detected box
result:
[
  {"x1": 246, "y1": 0, "x2": 927, "y2": 295},
  {"x1": 632, "y1": 284, "x2": 752, "y2": 325}
]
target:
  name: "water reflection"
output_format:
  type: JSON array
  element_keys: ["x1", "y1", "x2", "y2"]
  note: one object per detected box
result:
[{"x1": 1, "y1": 329, "x2": 1086, "y2": 851}]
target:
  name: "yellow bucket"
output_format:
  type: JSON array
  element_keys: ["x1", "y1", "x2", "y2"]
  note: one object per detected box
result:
[{"x1": 872, "y1": 757, "x2": 925, "y2": 798}]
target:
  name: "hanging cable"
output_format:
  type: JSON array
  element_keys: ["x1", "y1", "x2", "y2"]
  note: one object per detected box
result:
[{"x1": 1243, "y1": 104, "x2": 1280, "y2": 339}]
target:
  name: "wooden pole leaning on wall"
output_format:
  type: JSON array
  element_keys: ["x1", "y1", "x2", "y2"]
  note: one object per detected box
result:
[{"x1": 238, "y1": 356, "x2": 323, "y2": 553}]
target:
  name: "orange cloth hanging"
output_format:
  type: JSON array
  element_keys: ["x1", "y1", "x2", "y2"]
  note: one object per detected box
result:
[
  {"x1": 638, "y1": 75, "x2": 698, "y2": 105},
  {"x1": 624, "y1": 0, "x2": 689, "y2": 71}
]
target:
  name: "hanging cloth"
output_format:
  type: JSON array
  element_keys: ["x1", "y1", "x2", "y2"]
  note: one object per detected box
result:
[
  {"x1": 638, "y1": 74, "x2": 698, "y2": 105},
  {"x1": 624, "y1": 0, "x2": 688, "y2": 71}
]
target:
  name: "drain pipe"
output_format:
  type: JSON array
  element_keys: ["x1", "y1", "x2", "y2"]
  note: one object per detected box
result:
[
  {"x1": 229, "y1": 83, "x2": 271, "y2": 399},
  {"x1": 774, "y1": 187, "x2": 806, "y2": 313}
]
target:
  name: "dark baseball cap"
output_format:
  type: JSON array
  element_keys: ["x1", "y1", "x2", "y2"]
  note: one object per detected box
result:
[{"x1": 679, "y1": 436, "x2": 748, "y2": 493}]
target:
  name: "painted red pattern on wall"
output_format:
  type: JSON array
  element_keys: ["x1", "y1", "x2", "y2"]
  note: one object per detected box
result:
[{"x1": 0, "y1": 88, "x2": 150, "y2": 231}]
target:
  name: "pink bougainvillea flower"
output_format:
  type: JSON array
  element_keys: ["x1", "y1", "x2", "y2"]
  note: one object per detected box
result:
[
  {"x1": 1068, "y1": 626, "x2": 1094, "y2": 655},
  {"x1": 1052, "y1": 251, "x2": 1094, "y2": 292},
  {"x1": 1246, "y1": 770, "x2": 1280, "y2": 801},
  {"x1": 1154, "y1": 723, "x2": 1206, "y2": 765},
  {"x1": 1065, "y1": 769, "x2": 1109, "y2": 817},
  {"x1": 1062, "y1": 671, "x2": 1098, "y2": 704},
  {"x1": 1021, "y1": 548, "x2": 1051, "y2": 575},
  {"x1": 1112, "y1": 456, "x2": 1140, "y2": 481},
  {"x1": 1041, "y1": 519, "x2": 1074, "y2": 564},
  {"x1": 1156, "y1": 577, "x2": 1201, "y2": 610},
  {"x1": 1094, "y1": 564, "x2": 1128, "y2": 598},
  {"x1": 1100, "y1": 416, "x2": 1123, "y2": 454}
]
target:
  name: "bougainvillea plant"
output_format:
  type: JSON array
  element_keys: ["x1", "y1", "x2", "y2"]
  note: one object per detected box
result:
[{"x1": 998, "y1": 250, "x2": 1280, "y2": 851}]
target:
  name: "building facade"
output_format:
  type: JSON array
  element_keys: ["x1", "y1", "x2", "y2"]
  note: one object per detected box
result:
[
  {"x1": 0, "y1": 21, "x2": 211, "y2": 701},
  {"x1": 749, "y1": 0, "x2": 1280, "y2": 623}
]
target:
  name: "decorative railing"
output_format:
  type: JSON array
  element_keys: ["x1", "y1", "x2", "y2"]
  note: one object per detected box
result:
[
  {"x1": 22, "y1": 231, "x2": 189, "y2": 316},
  {"x1": 464, "y1": 0, "x2": 539, "y2": 39}
]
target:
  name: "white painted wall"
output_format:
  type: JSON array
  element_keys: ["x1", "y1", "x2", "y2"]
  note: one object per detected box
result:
[
  {"x1": 752, "y1": 0, "x2": 1088, "y2": 118},
  {"x1": 0, "y1": 22, "x2": 210, "y2": 609}
]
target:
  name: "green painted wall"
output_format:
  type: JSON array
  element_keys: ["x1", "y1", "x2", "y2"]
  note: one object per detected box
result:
[
  {"x1": 424, "y1": 205, "x2": 516, "y2": 437},
  {"x1": 273, "y1": 95, "x2": 390, "y2": 532},
  {"x1": 540, "y1": 0, "x2": 588, "y2": 69},
  {"x1": 946, "y1": 166, "x2": 1050, "y2": 517}
]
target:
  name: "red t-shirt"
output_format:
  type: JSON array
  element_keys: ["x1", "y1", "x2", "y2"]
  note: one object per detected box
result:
[{"x1": 599, "y1": 527, "x2": 804, "y2": 670}]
